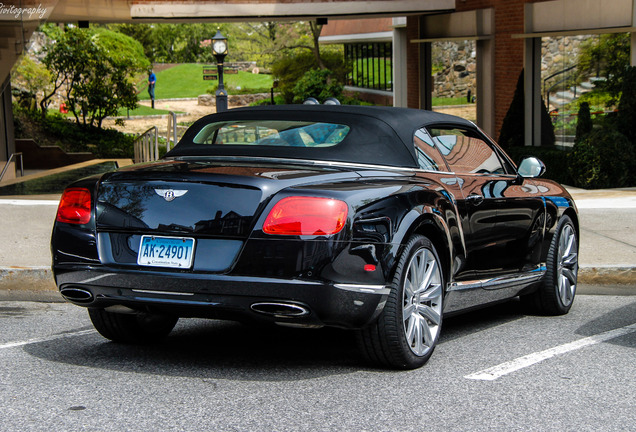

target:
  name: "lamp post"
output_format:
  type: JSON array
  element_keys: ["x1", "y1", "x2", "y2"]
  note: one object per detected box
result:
[{"x1": 211, "y1": 30, "x2": 228, "y2": 112}]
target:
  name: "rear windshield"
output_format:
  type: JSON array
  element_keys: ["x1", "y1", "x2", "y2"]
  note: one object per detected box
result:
[{"x1": 192, "y1": 120, "x2": 350, "y2": 148}]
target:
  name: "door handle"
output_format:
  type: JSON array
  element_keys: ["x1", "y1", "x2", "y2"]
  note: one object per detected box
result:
[{"x1": 466, "y1": 193, "x2": 484, "y2": 205}]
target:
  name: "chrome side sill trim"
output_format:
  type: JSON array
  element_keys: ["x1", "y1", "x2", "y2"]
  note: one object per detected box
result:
[
  {"x1": 131, "y1": 289, "x2": 194, "y2": 296},
  {"x1": 448, "y1": 267, "x2": 546, "y2": 292},
  {"x1": 334, "y1": 283, "x2": 390, "y2": 295}
]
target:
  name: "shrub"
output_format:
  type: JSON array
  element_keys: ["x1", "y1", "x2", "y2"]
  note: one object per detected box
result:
[
  {"x1": 292, "y1": 69, "x2": 343, "y2": 104},
  {"x1": 271, "y1": 51, "x2": 346, "y2": 104},
  {"x1": 617, "y1": 66, "x2": 636, "y2": 145},
  {"x1": 499, "y1": 69, "x2": 555, "y2": 147},
  {"x1": 505, "y1": 146, "x2": 573, "y2": 185},
  {"x1": 575, "y1": 102, "x2": 593, "y2": 144},
  {"x1": 568, "y1": 129, "x2": 635, "y2": 188}
]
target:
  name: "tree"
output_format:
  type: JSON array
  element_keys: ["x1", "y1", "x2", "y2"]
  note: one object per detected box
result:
[
  {"x1": 42, "y1": 27, "x2": 149, "y2": 128},
  {"x1": 575, "y1": 102, "x2": 593, "y2": 144},
  {"x1": 578, "y1": 33, "x2": 630, "y2": 104},
  {"x1": 616, "y1": 66, "x2": 636, "y2": 145},
  {"x1": 498, "y1": 70, "x2": 525, "y2": 147},
  {"x1": 11, "y1": 55, "x2": 51, "y2": 110},
  {"x1": 498, "y1": 69, "x2": 555, "y2": 147}
]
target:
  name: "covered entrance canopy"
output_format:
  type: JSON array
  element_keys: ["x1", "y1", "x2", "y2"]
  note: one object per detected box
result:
[{"x1": 1, "y1": 0, "x2": 454, "y2": 181}]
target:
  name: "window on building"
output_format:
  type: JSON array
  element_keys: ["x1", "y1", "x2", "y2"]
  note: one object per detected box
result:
[{"x1": 345, "y1": 42, "x2": 393, "y2": 92}]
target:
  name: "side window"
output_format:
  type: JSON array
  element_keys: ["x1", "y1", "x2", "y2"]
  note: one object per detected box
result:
[
  {"x1": 413, "y1": 128, "x2": 449, "y2": 171},
  {"x1": 429, "y1": 128, "x2": 505, "y2": 175}
]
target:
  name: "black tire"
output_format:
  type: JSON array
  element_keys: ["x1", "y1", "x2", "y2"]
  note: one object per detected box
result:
[
  {"x1": 523, "y1": 215, "x2": 578, "y2": 315},
  {"x1": 357, "y1": 235, "x2": 444, "y2": 369},
  {"x1": 88, "y1": 308, "x2": 178, "y2": 344}
]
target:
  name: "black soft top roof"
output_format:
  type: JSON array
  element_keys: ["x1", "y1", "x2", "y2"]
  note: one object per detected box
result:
[{"x1": 166, "y1": 105, "x2": 475, "y2": 168}]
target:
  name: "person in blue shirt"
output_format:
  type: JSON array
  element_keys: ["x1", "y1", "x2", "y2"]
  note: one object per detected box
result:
[{"x1": 148, "y1": 70, "x2": 156, "y2": 108}]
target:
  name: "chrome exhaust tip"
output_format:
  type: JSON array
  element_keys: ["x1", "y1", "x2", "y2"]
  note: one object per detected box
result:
[
  {"x1": 60, "y1": 287, "x2": 94, "y2": 303},
  {"x1": 250, "y1": 302, "x2": 310, "y2": 318}
]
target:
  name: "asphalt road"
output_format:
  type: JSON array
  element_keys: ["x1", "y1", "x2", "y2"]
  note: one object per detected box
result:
[{"x1": 1, "y1": 289, "x2": 635, "y2": 432}]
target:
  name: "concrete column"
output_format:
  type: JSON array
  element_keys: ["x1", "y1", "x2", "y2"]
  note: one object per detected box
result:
[
  {"x1": 393, "y1": 26, "x2": 408, "y2": 107},
  {"x1": 419, "y1": 41, "x2": 432, "y2": 111},
  {"x1": 1, "y1": 76, "x2": 16, "y2": 180},
  {"x1": 524, "y1": 37, "x2": 542, "y2": 147},
  {"x1": 632, "y1": 0, "x2": 636, "y2": 66},
  {"x1": 476, "y1": 38, "x2": 495, "y2": 137}
]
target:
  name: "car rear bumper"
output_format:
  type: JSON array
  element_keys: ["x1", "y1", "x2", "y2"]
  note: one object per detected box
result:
[{"x1": 54, "y1": 266, "x2": 390, "y2": 329}]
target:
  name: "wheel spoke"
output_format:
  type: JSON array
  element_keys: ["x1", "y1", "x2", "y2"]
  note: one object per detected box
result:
[
  {"x1": 559, "y1": 274, "x2": 572, "y2": 303},
  {"x1": 412, "y1": 315, "x2": 423, "y2": 352},
  {"x1": 419, "y1": 283, "x2": 442, "y2": 302},
  {"x1": 415, "y1": 259, "x2": 437, "y2": 295},
  {"x1": 421, "y1": 317, "x2": 433, "y2": 348},
  {"x1": 417, "y1": 304, "x2": 441, "y2": 326},
  {"x1": 405, "y1": 315, "x2": 416, "y2": 345},
  {"x1": 562, "y1": 251, "x2": 578, "y2": 267},
  {"x1": 562, "y1": 267, "x2": 577, "y2": 285},
  {"x1": 403, "y1": 303, "x2": 415, "y2": 322}
]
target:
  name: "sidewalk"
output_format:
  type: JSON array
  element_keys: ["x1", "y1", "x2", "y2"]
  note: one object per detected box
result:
[{"x1": 0, "y1": 187, "x2": 634, "y2": 295}]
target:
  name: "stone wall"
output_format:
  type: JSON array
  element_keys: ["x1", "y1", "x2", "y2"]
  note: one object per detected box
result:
[
  {"x1": 432, "y1": 40, "x2": 477, "y2": 100},
  {"x1": 430, "y1": 35, "x2": 588, "y2": 101}
]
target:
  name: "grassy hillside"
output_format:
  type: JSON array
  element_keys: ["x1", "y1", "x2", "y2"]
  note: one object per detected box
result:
[{"x1": 137, "y1": 64, "x2": 274, "y2": 100}]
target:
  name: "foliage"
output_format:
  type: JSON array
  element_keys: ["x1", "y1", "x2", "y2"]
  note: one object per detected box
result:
[
  {"x1": 11, "y1": 56, "x2": 52, "y2": 110},
  {"x1": 292, "y1": 69, "x2": 343, "y2": 104},
  {"x1": 578, "y1": 33, "x2": 630, "y2": 104},
  {"x1": 505, "y1": 146, "x2": 573, "y2": 185},
  {"x1": 575, "y1": 102, "x2": 593, "y2": 144},
  {"x1": 13, "y1": 105, "x2": 136, "y2": 158},
  {"x1": 616, "y1": 66, "x2": 636, "y2": 144},
  {"x1": 41, "y1": 26, "x2": 149, "y2": 129},
  {"x1": 272, "y1": 50, "x2": 345, "y2": 104},
  {"x1": 498, "y1": 69, "x2": 555, "y2": 147},
  {"x1": 498, "y1": 70, "x2": 525, "y2": 147},
  {"x1": 568, "y1": 129, "x2": 635, "y2": 188},
  {"x1": 540, "y1": 98, "x2": 555, "y2": 146},
  {"x1": 111, "y1": 23, "x2": 230, "y2": 64}
]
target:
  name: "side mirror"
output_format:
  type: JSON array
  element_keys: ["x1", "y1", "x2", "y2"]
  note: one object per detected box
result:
[{"x1": 518, "y1": 156, "x2": 546, "y2": 178}]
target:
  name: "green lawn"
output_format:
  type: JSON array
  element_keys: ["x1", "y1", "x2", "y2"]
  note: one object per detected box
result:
[
  {"x1": 115, "y1": 105, "x2": 179, "y2": 116},
  {"x1": 137, "y1": 64, "x2": 274, "y2": 100},
  {"x1": 432, "y1": 97, "x2": 471, "y2": 106}
]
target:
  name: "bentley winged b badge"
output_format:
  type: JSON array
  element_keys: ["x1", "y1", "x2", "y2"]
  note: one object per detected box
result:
[{"x1": 155, "y1": 189, "x2": 188, "y2": 202}]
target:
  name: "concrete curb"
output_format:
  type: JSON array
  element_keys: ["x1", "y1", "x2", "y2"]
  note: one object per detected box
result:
[
  {"x1": 1, "y1": 266, "x2": 634, "y2": 296},
  {"x1": 578, "y1": 266, "x2": 636, "y2": 286},
  {"x1": 0, "y1": 267, "x2": 56, "y2": 292}
]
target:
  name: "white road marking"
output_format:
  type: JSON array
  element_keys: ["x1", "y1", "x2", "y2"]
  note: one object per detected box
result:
[
  {"x1": 0, "y1": 329, "x2": 96, "y2": 350},
  {"x1": 0, "y1": 199, "x2": 59, "y2": 206},
  {"x1": 465, "y1": 323, "x2": 636, "y2": 381},
  {"x1": 574, "y1": 197, "x2": 636, "y2": 209}
]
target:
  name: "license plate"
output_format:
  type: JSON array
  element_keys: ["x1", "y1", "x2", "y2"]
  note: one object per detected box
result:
[{"x1": 137, "y1": 236, "x2": 195, "y2": 269}]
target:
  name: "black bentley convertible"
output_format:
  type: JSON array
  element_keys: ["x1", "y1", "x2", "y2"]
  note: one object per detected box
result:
[{"x1": 52, "y1": 105, "x2": 579, "y2": 369}]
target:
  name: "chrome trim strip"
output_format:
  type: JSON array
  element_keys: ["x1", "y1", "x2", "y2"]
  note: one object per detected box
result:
[
  {"x1": 334, "y1": 283, "x2": 390, "y2": 295},
  {"x1": 171, "y1": 155, "x2": 447, "y2": 175},
  {"x1": 448, "y1": 266, "x2": 546, "y2": 291},
  {"x1": 131, "y1": 289, "x2": 194, "y2": 296}
]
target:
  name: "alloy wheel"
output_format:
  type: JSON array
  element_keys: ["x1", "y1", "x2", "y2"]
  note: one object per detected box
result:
[{"x1": 402, "y1": 248, "x2": 443, "y2": 356}]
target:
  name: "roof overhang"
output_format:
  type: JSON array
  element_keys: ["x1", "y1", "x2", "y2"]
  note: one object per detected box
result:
[
  {"x1": 514, "y1": 0, "x2": 636, "y2": 38},
  {"x1": 47, "y1": 0, "x2": 456, "y2": 23}
]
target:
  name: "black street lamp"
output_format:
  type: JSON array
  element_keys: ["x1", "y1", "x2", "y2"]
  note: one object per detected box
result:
[{"x1": 211, "y1": 29, "x2": 228, "y2": 112}]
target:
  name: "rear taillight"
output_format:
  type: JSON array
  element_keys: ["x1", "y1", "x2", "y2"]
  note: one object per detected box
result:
[
  {"x1": 56, "y1": 188, "x2": 92, "y2": 224},
  {"x1": 263, "y1": 196, "x2": 348, "y2": 236}
]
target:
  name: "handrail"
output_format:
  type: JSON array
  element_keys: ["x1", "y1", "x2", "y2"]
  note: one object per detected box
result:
[
  {"x1": 133, "y1": 126, "x2": 158, "y2": 163},
  {"x1": 166, "y1": 111, "x2": 178, "y2": 154},
  {"x1": 543, "y1": 64, "x2": 577, "y2": 108},
  {"x1": 0, "y1": 152, "x2": 24, "y2": 182}
]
